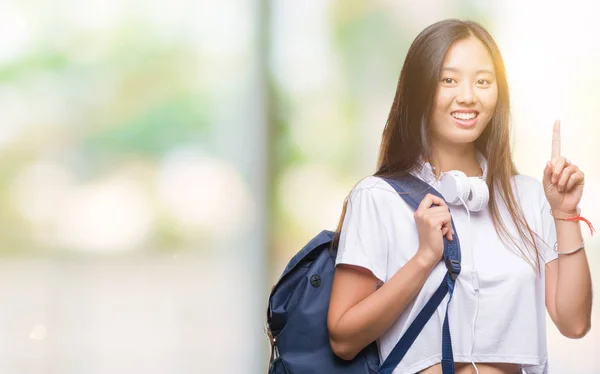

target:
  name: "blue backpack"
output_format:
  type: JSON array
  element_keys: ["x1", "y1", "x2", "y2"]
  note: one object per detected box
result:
[{"x1": 266, "y1": 174, "x2": 463, "y2": 374}]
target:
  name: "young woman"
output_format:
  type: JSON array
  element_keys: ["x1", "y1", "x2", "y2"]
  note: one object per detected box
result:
[{"x1": 326, "y1": 19, "x2": 593, "y2": 374}]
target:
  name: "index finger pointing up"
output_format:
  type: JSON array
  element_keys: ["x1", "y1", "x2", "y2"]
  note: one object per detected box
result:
[{"x1": 551, "y1": 120, "x2": 561, "y2": 162}]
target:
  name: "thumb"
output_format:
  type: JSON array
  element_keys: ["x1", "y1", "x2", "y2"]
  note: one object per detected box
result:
[{"x1": 543, "y1": 161, "x2": 553, "y2": 186}]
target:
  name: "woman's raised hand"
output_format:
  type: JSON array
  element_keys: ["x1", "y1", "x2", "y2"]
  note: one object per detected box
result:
[{"x1": 543, "y1": 120, "x2": 585, "y2": 216}]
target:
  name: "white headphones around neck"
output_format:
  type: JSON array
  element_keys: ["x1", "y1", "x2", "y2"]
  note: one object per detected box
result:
[{"x1": 437, "y1": 170, "x2": 489, "y2": 212}]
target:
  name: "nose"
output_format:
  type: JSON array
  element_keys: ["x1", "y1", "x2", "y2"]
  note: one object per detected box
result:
[{"x1": 456, "y1": 83, "x2": 476, "y2": 105}]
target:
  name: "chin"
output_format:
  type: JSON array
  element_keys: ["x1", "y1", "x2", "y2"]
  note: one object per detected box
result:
[{"x1": 443, "y1": 132, "x2": 481, "y2": 144}]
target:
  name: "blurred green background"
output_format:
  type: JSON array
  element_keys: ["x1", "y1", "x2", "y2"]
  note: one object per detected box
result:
[{"x1": 0, "y1": 0, "x2": 598, "y2": 373}]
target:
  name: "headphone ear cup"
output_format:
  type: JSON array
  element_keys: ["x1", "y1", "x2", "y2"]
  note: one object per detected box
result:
[
  {"x1": 465, "y1": 177, "x2": 489, "y2": 211},
  {"x1": 439, "y1": 170, "x2": 470, "y2": 205}
]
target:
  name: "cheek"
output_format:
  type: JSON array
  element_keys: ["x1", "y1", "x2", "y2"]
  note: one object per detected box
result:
[
  {"x1": 480, "y1": 88, "x2": 498, "y2": 111},
  {"x1": 433, "y1": 90, "x2": 455, "y2": 112}
]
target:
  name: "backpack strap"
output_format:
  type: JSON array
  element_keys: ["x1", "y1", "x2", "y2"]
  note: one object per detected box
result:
[{"x1": 377, "y1": 175, "x2": 461, "y2": 374}]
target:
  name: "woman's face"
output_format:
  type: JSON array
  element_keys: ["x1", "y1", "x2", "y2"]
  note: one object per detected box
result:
[{"x1": 430, "y1": 36, "x2": 498, "y2": 147}]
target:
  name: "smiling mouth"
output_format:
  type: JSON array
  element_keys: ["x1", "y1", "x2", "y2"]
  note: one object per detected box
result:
[{"x1": 451, "y1": 111, "x2": 479, "y2": 120}]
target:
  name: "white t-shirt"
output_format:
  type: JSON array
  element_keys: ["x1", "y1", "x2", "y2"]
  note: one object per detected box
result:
[{"x1": 335, "y1": 153, "x2": 558, "y2": 374}]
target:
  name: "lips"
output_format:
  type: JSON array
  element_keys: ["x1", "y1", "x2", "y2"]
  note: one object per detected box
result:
[
  {"x1": 451, "y1": 110, "x2": 479, "y2": 120},
  {"x1": 450, "y1": 110, "x2": 479, "y2": 128}
]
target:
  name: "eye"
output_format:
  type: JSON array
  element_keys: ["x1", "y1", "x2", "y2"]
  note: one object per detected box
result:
[
  {"x1": 441, "y1": 78, "x2": 456, "y2": 84},
  {"x1": 476, "y1": 79, "x2": 490, "y2": 86}
]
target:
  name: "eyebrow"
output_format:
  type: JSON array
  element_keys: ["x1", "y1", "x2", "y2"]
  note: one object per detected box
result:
[{"x1": 441, "y1": 66, "x2": 495, "y2": 75}]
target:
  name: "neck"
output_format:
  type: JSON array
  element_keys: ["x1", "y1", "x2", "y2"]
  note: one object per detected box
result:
[{"x1": 426, "y1": 141, "x2": 482, "y2": 178}]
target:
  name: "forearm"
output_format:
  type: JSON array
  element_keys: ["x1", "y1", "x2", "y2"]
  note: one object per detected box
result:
[
  {"x1": 554, "y1": 217, "x2": 593, "y2": 336},
  {"x1": 330, "y1": 252, "x2": 437, "y2": 357}
]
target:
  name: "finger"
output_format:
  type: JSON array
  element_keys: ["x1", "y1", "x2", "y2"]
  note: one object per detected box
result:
[
  {"x1": 417, "y1": 193, "x2": 447, "y2": 211},
  {"x1": 425, "y1": 211, "x2": 451, "y2": 226},
  {"x1": 433, "y1": 212, "x2": 452, "y2": 229},
  {"x1": 565, "y1": 171, "x2": 584, "y2": 191},
  {"x1": 443, "y1": 221, "x2": 454, "y2": 241},
  {"x1": 552, "y1": 156, "x2": 567, "y2": 184},
  {"x1": 433, "y1": 214, "x2": 453, "y2": 241},
  {"x1": 415, "y1": 205, "x2": 447, "y2": 221},
  {"x1": 551, "y1": 120, "x2": 561, "y2": 163},
  {"x1": 557, "y1": 165, "x2": 577, "y2": 192},
  {"x1": 426, "y1": 206, "x2": 451, "y2": 215},
  {"x1": 435, "y1": 212, "x2": 452, "y2": 226},
  {"x1": 441, "y1": 217, "x2": 454, "y2": 241},
  {"x1": 442, "y1": 226, "x2": 450, "y2": 239},
  {"x1": 543, "y1": 161, "x2": 553, "y2": 185},
  {"x1": 444, "y1": 228, "x2": 453, "y2": 241}
]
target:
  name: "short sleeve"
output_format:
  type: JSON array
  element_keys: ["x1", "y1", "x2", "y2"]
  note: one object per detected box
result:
[
  {"x1": 538, "y1": 192, "x2": 559, "y2": 264},
  {"x1": 335, "y1": 186, "x2": 391, "y2": 282}
]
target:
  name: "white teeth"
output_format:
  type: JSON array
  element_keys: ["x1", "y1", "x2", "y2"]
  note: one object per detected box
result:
[{"x1": 452, "y1": 112, "x2": 477, "y2": 120}]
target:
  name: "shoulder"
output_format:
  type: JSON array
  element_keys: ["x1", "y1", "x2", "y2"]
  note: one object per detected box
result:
[
  {"x1": 352, "y1": 175, "x2": 396, "y2": 195},
  {"x1": 346, "y1": 176, "x2": 407, "y2": 213},
  {"x1": 350, "y1": 175, "x2": 399, "y2": 198}
]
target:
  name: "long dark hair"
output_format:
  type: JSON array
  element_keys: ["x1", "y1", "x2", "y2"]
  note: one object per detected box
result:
[{"x1": 332, "y1": 19, "x2": 542, "y2": 271}]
